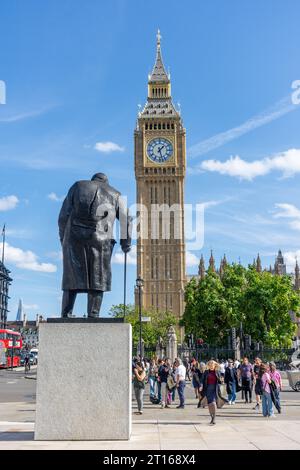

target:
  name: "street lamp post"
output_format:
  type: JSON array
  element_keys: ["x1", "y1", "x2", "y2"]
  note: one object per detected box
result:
[{"x1": 136, "y1": 276, "x2": 144, "y2": 358}]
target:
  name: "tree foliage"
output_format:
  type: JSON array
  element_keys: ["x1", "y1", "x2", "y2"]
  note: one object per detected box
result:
[
  {"x1": 181, "y1": 264, "x2": 300, "y2": 347},
  {"x1": 109, "y1": 304, "x2": 177, "y2": 347}
]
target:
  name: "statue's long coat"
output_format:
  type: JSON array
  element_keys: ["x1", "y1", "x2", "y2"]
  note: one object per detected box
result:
[{"x1": 58, "y1": 179, "x2": 129, "y2": 292}]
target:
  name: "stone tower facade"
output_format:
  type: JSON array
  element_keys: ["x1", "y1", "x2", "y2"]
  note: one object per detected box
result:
[{"x1": 134, "y1": 31, "x2": 186, "y2": 319}]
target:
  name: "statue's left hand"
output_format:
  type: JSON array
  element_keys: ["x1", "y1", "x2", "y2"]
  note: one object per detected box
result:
[{"x1": 121, "y1": 244, "x2": 131, "y2": 254}]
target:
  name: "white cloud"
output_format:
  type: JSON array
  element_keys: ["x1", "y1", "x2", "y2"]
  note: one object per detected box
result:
[
  {"x1": 4, "y1": 242, "x2": 57, "y2": 273},
  {"x1": 0, "y1": 105, "x2": 58, "y2": 123},
  {"x1": 94, "y1": 141, "x2": 125, "y2": 153},
  {"x1": 282, "y1": 250, "x2": 300, "y2": 272},
  {"x1": 47, "y1": 192, "x2": 65, "y2": 202},
  {"x1": 273, "y1": 203, "x2": 300, "y2": 232},
  {"x1": 186, "y1": 251, "x2": 199, "y2": 267},
  {"x1": 197, "y1": 148, "x2": 300, "y2": 181},
  {"x1": 188, "y1": 95, "x2": 298, "y2": 159},
  {"x1": 23, "y1": 304, "x2": 39, "y2": 311},
  {"x1": 112, "y1": 245, "x2": 136, "y2": 265},
  {"x1": 0, "y1": 195, "x2": 19, "y2": 211}
]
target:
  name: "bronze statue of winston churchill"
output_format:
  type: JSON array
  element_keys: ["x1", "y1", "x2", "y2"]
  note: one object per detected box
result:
[{"x1": 58, "y1": 173, "x2": 131, "y2": 318}]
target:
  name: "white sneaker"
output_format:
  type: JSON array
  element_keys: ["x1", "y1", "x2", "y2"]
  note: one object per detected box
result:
[
  {"x1": 270, "y1": 414, "x2": 276, "y2": 418},
  {"x1": 161, "y1": 403, "x2": 165, "y2": 409},
  {"x1": 228, "y1": 401, "x2": 232, "y2": 405},
  {"x1": 231, "y1": 401, "x2": 235, "y2": 405}
]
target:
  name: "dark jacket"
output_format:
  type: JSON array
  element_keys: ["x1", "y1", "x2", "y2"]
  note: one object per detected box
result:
[
  {"x1": 200, "y1": 369, "x2": 225, "y2": 399},
  {"x1": 224, "y1": 367, "x2": 239, "y2": 395},
  {"x1": 58, "y1": 176, "x2": 131, "y2": 291}
]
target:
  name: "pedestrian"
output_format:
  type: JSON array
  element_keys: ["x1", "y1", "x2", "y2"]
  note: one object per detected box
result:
[
  {"x1": 148, "y1": 359, "x2": 158, "y2": 399},
  {"x1": 191, "y1": 360, "x2": 201, "y2": 398},
  {"x1": 133, "y1": 361, "x2": 146, "y2": 415},
  {"x1": 171, "y1": 362, "x2": 177, "y2": 402},
  {"x1": 253, "y1": 357, "x2": 262, "y2": 412},
  {"x1": 224, "y1": 359, "x2": 239, "y2": 404},
  {"x1": 199, "y1": 360, "x2": 225, "y2": 425},
  {"x1": 238, "y1": 357, "x2": 254, "y2": 403},
  {"x1": 157, "y1": 359, "x2": 163, "y2": 402},
  {"x1": 219, "y1": 361, "x2": 226, "y2": 378},
  {"x1": 260, "y1": 363, "x2": 275, "y2": 418},
  {"x1": 183, "y1": 358, "x2": 190, "y2": 381},
  {"x1": 24, "y1": 354, "x2": 30, "y2": 372},
  {"x1": 197, "y1": 362, "x2": 207, "y2": 408},
  {"x1": 174, "y1": 358, "x2": 186, "y2": 409},
  {"x1": 269, "y1": 362, "x2": 282, "y2": 414},
  {"x1": 158, "y1": 358, "x2": 170, "y2": 408}
]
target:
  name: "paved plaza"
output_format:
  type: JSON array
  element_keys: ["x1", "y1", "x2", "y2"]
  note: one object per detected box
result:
[{"x1": 0, "y1": 367, "x2": 300, "y2": 450}]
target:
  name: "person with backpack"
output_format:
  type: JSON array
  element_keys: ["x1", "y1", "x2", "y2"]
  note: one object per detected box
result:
[{"x1": 133, "y1": 361, "x2": 146, "y2": 415}]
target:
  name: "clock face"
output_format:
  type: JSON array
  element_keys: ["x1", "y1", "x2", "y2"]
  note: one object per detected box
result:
[{"x1": 147, "y1": 138, "x2": 173, "y2": 164}]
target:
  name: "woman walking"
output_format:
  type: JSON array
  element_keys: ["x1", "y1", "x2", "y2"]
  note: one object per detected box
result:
[
  {"x1": 224, "y1": 359, "x2": 238, "y2": 404},
  {"x1": 253, "y1": 357, "x2": 262, "y2": 412},
  {"x1": 133, "y1": 361, "x2": 146, "y2": 415},
  {"x1": 199, "y1": 360, "x2": 224, "y2": 425},
  {"x1": 191, "y1": 360, "x2": 201, "y2": 398},
  {"x1": 260, "y1": 363, "x2": 275, "y2": 418}
]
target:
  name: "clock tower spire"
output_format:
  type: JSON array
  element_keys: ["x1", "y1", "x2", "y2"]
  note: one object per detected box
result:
[{"x1": 134, "y1": 31, "x2": 186, "y2": 320}]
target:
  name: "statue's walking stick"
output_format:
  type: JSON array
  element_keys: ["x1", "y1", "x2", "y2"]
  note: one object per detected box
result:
[{"x1": 123, "y1": 251, "x2": 127, "y2": 318}]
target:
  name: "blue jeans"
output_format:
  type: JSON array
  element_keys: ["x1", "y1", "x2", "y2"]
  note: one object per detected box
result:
[
  {"x1": 262, "y1": 391, "x2": 273, "y2": 417},
  {"x1": 177, "y1": 381, "x2": 186, "y2": 407},
  {"x1": 228, "y1": 382, "x2": 236, "y2": 402},
  {"x1": 149, "y1": 376, "x2": 157, "y2": 397},
  {"x1": 157, "y1": 381, "x2": 161, "y2": 401}
]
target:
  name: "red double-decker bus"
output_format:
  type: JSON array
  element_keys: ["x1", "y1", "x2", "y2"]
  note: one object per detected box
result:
[{"x1": 0, "y1": 329, "x2": 22, "y2": 368}]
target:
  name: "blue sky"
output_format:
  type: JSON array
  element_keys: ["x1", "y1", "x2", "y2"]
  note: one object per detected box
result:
[{"x1": 1, "y1": 0, "x2": 300, "y2": 320}]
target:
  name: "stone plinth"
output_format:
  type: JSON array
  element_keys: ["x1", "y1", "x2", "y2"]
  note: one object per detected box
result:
[{"x1": 35, "y1": 320, "x2": 132, "y2": 440}]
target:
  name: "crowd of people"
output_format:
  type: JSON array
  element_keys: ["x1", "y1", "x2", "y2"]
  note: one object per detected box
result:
[{"x1": 132, "y1": 356, "x2": 283, "y2": 425}]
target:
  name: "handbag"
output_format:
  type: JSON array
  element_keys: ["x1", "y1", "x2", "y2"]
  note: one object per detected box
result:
[{"x1": 167, "y1": 375, "x2": 176, "y2": 391}]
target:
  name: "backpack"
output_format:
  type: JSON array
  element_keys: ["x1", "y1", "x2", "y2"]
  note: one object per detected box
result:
[{"x1": 150, "y1": 395, "x2": 160, "y2": 405}]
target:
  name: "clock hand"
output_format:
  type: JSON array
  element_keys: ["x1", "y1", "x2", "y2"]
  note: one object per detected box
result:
[{"x1": 158, "y1": 146, "x2": 164, "y2": 156}]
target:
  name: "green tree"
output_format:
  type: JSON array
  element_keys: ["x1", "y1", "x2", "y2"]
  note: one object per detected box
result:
[
  {"x1": 180, "y1": 272, "x2": 228, "y2": 346},
  {"x1": 242, "y1": 268, "x2": 299, "y2": 347},
  {"x1": 109, "y1": 304, "x2": 178, "y2": 347},
  {"x1": 181, "y1": 263, "x2": 300, "y2": 347}
]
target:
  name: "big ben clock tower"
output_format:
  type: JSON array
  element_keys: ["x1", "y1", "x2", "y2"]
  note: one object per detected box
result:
[{"x1": 135, "y1": 30, "x2": 186, "y2": 319}]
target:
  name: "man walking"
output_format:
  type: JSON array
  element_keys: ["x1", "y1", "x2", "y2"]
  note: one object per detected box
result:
[{"x1": 175, "y1": 358, "x2": 186, "y2": 409}]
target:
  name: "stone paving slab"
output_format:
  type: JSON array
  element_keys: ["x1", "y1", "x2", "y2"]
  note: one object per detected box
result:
[
  {"x1": 1, "y1": 378, "x2": 300, "y2": 449},
  {"x1": 1, "y1": 418, "x2": 300, "y2": 450}
]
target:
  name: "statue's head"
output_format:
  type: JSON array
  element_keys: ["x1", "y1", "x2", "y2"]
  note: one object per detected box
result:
[{"x1": 91, "y1": 173, "x2": 108, "y2": 183}]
